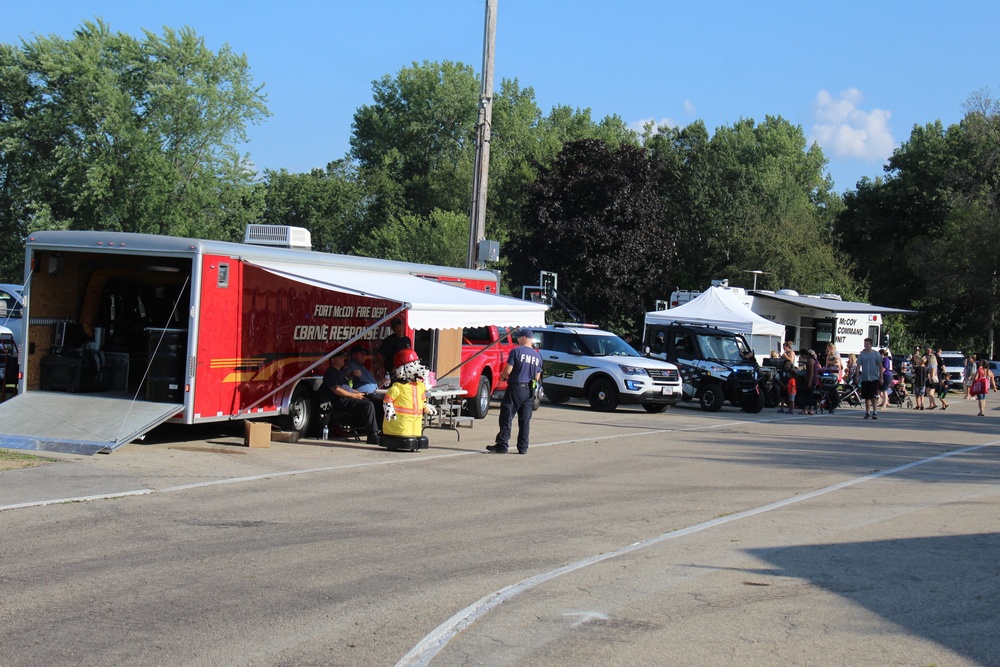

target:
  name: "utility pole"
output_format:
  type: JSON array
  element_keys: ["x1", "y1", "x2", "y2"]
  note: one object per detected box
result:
[{"x1": 467, "y1": 0, "x2": 497, "y2": 270}]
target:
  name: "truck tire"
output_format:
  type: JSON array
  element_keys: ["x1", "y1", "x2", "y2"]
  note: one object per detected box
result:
[
  {"x1": 545, "y1": 387, "x2": 570, "y2": 404},
  {"x1": 279, "y1": 385, "x2": 313, "y2": 435},
  {"x1": 699, "y1": 383, "x2": 725, "y2": 412},
  {"x1": 532, "y1": 385, "x2": 542, "y2": 411},
  {"x1": 467, "y1": 375, "x2": 491, "y2": 419},
  {"x1": 587, "y1": 378, "x2": 619, "y2": 412},
  {"x1": 642, "y1": 403, "x2": 668, "y2": 413},
  {"x1": 742, "y1": 391, "x2": 765, "y2": 413}
]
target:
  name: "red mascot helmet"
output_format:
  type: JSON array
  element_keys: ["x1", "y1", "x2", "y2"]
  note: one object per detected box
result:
[{"x1": 394, "y1": 349, "x2": 420, "y2": 369}]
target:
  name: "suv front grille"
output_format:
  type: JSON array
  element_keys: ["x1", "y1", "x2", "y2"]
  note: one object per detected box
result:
[{"x1": 648, "y1": 368, "x2": 680, "y2": 384}]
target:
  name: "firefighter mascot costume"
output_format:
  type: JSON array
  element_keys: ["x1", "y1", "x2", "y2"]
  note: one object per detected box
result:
[{"x1": 380, "y1": 349, "x2": 435, "y2": 451}]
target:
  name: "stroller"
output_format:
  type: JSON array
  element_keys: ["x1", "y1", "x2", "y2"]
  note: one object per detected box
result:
[
  {"x1": 887, "y1": 372, "x2": 912, "y2": 408},
  {"x1": 838, "y1": 380, "x2": 862, "y2": 408}
]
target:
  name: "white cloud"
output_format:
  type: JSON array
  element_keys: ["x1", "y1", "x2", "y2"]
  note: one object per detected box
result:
[
  {"x1": 811, "y1": 88, "x2": 895, "y2": 161},
  {"x1": 683, "y1": 99, "x2": 696, "y2": 116},
  {"x1": 627, "y1": 116, "x2": 678, "y2": 136}
]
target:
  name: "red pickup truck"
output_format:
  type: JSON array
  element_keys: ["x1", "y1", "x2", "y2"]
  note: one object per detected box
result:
[{"x1": 459, "y1": 325, "x2": 520, "y2": 418}]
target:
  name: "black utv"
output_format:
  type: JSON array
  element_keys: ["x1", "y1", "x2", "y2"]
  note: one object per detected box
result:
[{"x1": 643, "y1": 323, "x2": 778, "y2": 412}]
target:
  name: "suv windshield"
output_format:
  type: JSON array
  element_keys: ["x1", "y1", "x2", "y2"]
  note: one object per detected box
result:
[
  {"x1": 695, "y1": 333, "x2": 752, "y2": 363},
  {"x1": 939, "y1": 354, "x2": 963, "y2": 369},
  {"x1": 579, "y1": 333, "x2": 638, "y2": 357}
]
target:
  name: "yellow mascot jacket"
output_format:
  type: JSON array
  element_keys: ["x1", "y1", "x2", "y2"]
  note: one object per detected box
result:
[{"x1": 383, "y1": 380, "x2": 427, "y2": 437}]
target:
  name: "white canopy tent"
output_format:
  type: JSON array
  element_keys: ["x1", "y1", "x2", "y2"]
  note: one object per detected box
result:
[{"x1": 645, "y1": 286, "x2": 784, "y2": 360}]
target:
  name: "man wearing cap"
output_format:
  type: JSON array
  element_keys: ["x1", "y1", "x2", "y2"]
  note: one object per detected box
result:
[
  {"x1": 345, "y1": 344, "x2": 384, "y2": 423},
  {"x1": 487, "y1": 328, "x2": 543, "y2": 455},
  {"x1": 322, "y1": 347, "x2": 380, "y2": 444},
  {"x1": 378, "y1": 317, "x2": 412, "y2": 377}
]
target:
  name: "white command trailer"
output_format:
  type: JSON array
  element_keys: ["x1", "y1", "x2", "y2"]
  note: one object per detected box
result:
[
  {"x1": 0, "y1": 229, "x2": 546, "y2": 455},
  {"x1": 746, "y1": 290, "x2": 914, "y2": 358}
]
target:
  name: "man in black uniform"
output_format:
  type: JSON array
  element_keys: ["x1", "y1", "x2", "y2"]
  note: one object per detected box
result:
[
  {"x1": 322, "y1": 348, "x2": 380, "y2": 444},
  {"x1": 377, "y1": 317, "x2": 411, "y2": 377},
  {"x1": 487, "y1": 328, "x2": 543, "y2": 455}
]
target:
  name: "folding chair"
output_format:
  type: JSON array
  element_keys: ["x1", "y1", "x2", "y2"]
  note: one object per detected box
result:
[{"x1": 316, "y1": 399, "x2": 363, "y2": 441}]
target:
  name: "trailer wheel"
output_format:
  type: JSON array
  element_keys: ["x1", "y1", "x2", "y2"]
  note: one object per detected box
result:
[
  {"x1": 280, "y1": 385, "x2": 313, "y2": 436},
  {"x1": 467, "y1": 375, "x2": 491, "y2": 419}
]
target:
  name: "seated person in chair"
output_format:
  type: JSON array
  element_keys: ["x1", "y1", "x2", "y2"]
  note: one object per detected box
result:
[
  {"x1": 345, "y1": 344, "x2": 384, "y2": 423},
  {"x1": 345, "y1": 345, "x2": 381, "y2": 394},
  {"x1": 321, "y1": 348, "x2": 380, "y2": 445},
  {"x1": 381, "y1": 349, "x2": 436, "y2": 449}
]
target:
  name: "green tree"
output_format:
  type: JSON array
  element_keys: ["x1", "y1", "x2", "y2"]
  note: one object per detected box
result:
[
  {"x1": 0, "y1": 19, "x2": 269, "y2": 279},
  {"x1": 650, "y1": 116, "x2": 850, "y2": 297},
  {"x1": 644, "y1": 120, "x2": 714, "y2": 288},
  {"x1": 347, "y1": 63, "x2": 637, "y2": 271},
  {"x1": 510, "y1": 139, "x2": 673, "y2": 333},
  {"x1": 836, "y1": 94, "x2": 1000, "y2": 352},
  {"x1": 495, "y1": 97, "x2": 636, "y2": 244},
  {"x1": 350, "y1": 60, "x2": 479, "y2": 222},
  {"x1": 354, "y1": 208, "x2": 468, "y2": 267},
  {"x1": 260, "y1": 161, "x2": 365, "y2": 254}
]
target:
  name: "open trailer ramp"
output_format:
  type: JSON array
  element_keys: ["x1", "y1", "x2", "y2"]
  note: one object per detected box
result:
[{"x1": 0, "y1": 392, "x2": 182, "y2": 456}]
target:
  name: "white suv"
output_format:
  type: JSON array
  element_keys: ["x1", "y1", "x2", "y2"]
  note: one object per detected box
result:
[
  {"x1": 937, "y1": 350, "x2": 965, "y2": 387},
  {"x1": 535, "y1": 324, "x2": 682, "y2": 413}
]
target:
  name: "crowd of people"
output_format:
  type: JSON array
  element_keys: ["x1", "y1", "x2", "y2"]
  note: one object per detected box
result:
[{"x1": 773, "y1": 341, "x2": 997, "y2": 419}]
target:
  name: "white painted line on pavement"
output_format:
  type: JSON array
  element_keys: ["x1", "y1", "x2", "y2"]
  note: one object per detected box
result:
[
  {"x1": 0, "y1": 453, "x2": 469, "y2": 511},
  {"x1": 395, "y1": 439, "x2": 1000, "y2": 667},
  {"x1": 0, "y1": 429, "x2": 652, "y2": 512},
  {"x1": 2, "y1": 422, "x2": 701, "y2": 512},
  {"x1": 0, "y1": 412, "x2": 966, "y2": 514},
  {"x1": 0, "y1": 488, "x2": 155, "y2": 510}
]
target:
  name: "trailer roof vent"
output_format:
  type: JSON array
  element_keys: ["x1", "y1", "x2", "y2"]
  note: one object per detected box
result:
[{"x1": 243, "y1": 224, "x2": 312, "y2": 250}]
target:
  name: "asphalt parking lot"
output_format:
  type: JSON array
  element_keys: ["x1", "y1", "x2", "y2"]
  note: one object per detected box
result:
[{"x1": 2, "y1": 397, "x2": 998, "y2": 666}]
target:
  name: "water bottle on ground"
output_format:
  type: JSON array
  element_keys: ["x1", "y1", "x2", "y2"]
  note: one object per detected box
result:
[{"x1": 322, "y1": 425, "x2": 329, "y2": 441}]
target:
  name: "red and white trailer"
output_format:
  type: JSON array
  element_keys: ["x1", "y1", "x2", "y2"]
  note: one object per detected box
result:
[{"x1": 0, "y1": 229, "x2": 545, "y2": 455}]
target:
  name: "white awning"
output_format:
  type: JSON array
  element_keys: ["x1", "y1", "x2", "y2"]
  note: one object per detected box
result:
[{"x1": 248, "y1": 259, "x2": 547, "y2": 330}]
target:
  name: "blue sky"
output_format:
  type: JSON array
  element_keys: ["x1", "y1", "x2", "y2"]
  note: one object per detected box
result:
[{"x1": 3, "y1": 0, "x2": 997, "y2": 193}]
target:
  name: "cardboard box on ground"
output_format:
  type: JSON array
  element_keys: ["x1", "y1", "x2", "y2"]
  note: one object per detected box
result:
[{"x1": 244, "y1": 421, "x2": 271, "y2": 448}]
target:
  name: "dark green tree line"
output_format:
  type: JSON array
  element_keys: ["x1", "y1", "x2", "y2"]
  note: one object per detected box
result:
[{"x1": 8, "y1": 20, "x2": 997, "y2": 350}]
